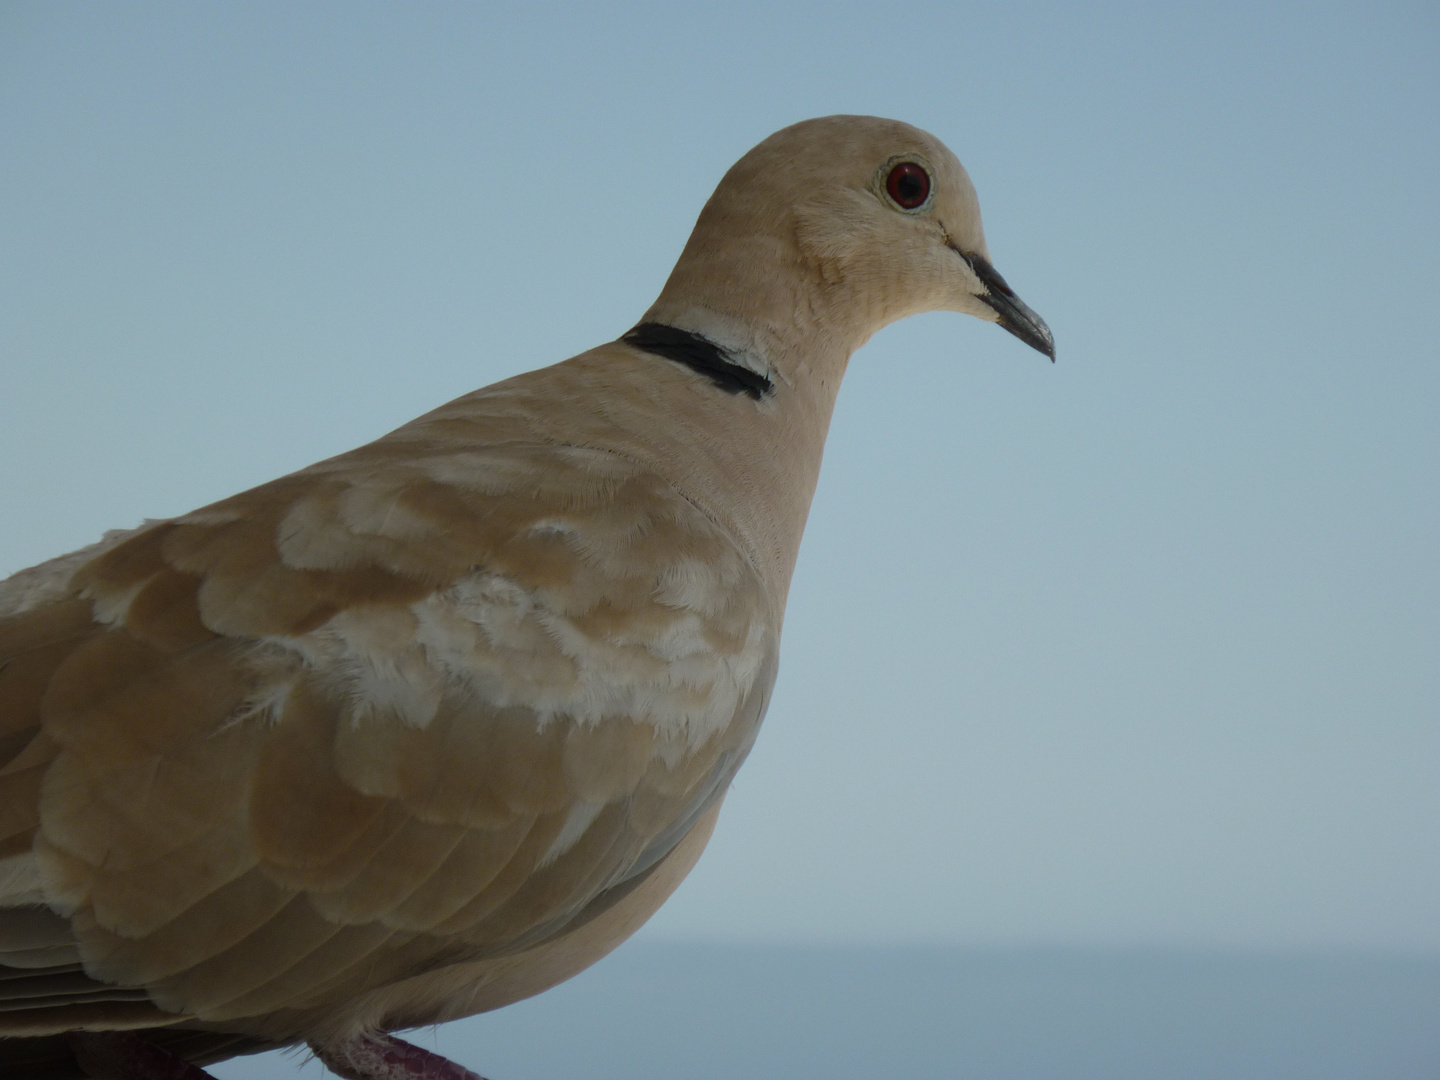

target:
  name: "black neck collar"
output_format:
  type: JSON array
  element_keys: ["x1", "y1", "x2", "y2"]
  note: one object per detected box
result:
[{"x1": 621, "y1": 323, "x2": 773, "y2": 401}]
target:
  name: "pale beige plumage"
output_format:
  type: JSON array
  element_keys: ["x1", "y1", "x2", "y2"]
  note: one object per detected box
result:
[{"x1": 0, "y1": 115, "x2": 1051, "y2": 1077}]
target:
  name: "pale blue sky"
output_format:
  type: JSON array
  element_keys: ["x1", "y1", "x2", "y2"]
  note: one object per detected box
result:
[{"x1": 1, "y1": 3, "x2": 1436, "y2": 953}]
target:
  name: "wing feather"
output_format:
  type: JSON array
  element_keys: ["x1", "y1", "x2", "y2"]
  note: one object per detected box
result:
[
  {"x1": 0, "y1": 424, "x2": 776, "y2": 1040},
  {"x1": 380, "y1": 819, "x2": 539, "y2": 933},
  {"x1": 305, "y1": 818, "x2": 471, "y2": 926}
]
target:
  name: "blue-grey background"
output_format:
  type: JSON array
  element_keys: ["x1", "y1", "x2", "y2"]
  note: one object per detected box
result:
[{"x1": 2, "y1": 3, "x2": 1436, "y2": 1076}]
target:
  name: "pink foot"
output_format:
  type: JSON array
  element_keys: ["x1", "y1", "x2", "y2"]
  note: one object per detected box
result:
[
  {"x1": 311, "y1": 1033, "x2": 491, "y2": 1080},
  {"x1": 68, "y1": 1031, "x2": 220, "y2": 1080}
]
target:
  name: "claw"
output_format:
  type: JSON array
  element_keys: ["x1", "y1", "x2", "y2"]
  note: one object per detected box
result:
[
  {"x1": 310, "y1": 1033, "x2": 490, "y2": 1080},
  {"x1": 68, "y1": 1032, "x2": 220, "y2": 1080}
]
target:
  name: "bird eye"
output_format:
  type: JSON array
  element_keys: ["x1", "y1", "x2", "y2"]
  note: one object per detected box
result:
[{"x1": 885, "y1": 162, "x2": 931, "y2": 209}]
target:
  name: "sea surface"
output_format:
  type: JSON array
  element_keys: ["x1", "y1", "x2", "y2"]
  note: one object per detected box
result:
[{"x1": 210, "y1": 944, "x2": 1440, "y2": 1080}]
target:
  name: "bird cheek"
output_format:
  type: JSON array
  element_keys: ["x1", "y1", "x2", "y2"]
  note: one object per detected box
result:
[
  {"x1": 951, "y1": 280, "x2": 1001, "y2": 321},
  {"x1": 934, "y1": 255, "x2": 995, "y2": 321},
  {"x1": 921, "y1": 256, "x2": 989, "y2": 321}
]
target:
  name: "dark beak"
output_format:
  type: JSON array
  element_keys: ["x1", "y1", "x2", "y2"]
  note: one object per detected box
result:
[{"x1": 961, "y1": 252, "x2": 1055, "y2": 361}]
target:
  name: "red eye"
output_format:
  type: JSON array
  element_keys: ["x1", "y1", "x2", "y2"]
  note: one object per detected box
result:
[{"x1": 885, "y1": 161, "x2": 930, "y2": 209}]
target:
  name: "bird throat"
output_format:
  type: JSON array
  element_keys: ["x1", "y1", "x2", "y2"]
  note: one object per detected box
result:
[{"x1": 622, "y1": 323, "x2": 773, "y2": 400}]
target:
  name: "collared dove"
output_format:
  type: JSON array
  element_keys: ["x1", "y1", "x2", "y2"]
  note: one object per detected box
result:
[{"x1": 0, "y1": 115, "x2": 1052, "y2": 1080}]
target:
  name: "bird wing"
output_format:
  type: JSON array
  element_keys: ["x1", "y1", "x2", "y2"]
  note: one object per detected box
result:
[{"x1": 0, "y1": 398, "x2": 776, "y2": 1036}]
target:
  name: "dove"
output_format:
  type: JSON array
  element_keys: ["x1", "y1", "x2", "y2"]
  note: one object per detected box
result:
[{"x1": 0, "y1": 115, "x2": 1052, "y2": 1080}]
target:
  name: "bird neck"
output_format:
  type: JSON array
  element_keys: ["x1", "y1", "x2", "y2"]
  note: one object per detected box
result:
[
  {"x1": 642, "y1": 233, "x2": 876, "y2": 390},
  {"x1": 627, "y1": 303, "x2": 861, "y2": 615}
]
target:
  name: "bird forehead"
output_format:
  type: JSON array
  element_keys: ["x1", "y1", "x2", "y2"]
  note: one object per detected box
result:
[
  {"x1": 758, "y1": 116, "x2": 955, "y2": 177},
  {"x1": 732, "y1": 116, "x2": 979, "y2": 223}
]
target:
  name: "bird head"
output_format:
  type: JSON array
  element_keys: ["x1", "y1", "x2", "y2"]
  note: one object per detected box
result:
[{"x1": 649, "y1": 115, "x2": 1054, "y2": 363}]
